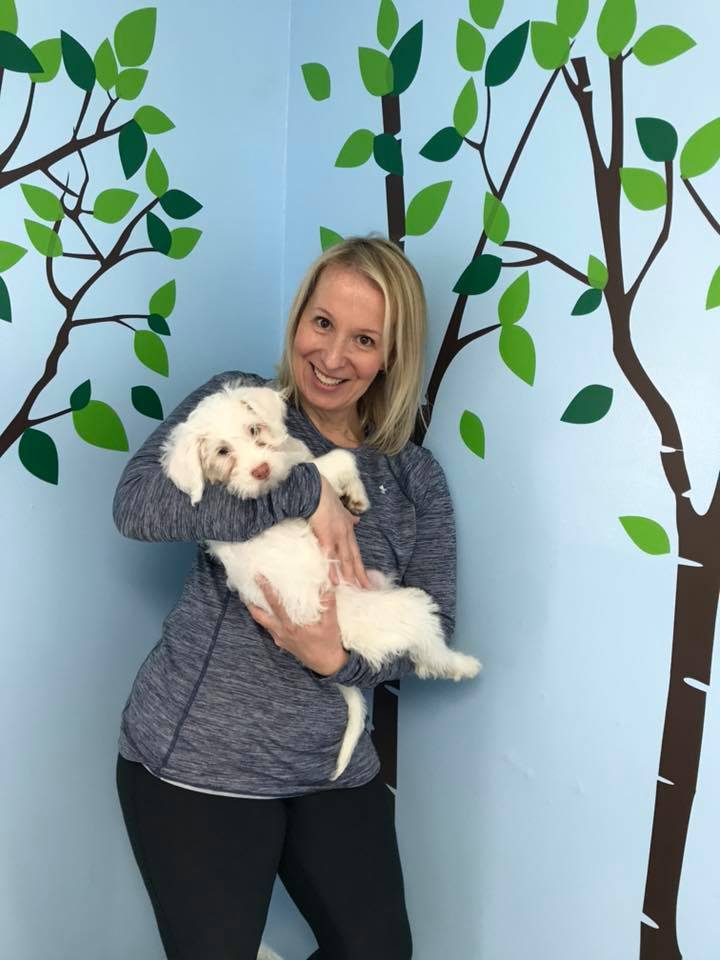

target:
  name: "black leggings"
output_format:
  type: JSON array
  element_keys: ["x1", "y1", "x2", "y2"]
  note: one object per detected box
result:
[{"x1": 116, "y1": 756, "x2": 412, "y2": 960}]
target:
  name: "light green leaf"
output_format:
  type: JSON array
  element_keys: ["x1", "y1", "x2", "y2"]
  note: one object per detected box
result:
[
  {"x1": 620, "y1": 167, "x2": 667, "y2": 210},
  {"x1": 94, "y1": 38, "x2": 118, "y2": 90},
  {"x1": 499, "y1": 324, "x2": 535, "y2": 384},
  {"x1": 114, "y1": 7, "x2": 156, "y2": 67},
  {"x1": 301, "y1": 62, "x2": 331, "y2": 101},
  {"x1": 561, "y1": 384, "x2": 613, "y2": 423},
  {"x1": 0, "y1": 241, "x2": 27, "y2": 272},
  {"x1": 680, "y1": 118, "x2": 720, "y2": 180},
  {"x1": 93, "y1": 188, "x2": 138, "y2": 223},
  {"x1": 18, "y1": 429, "x2": 58, "y2": 484},
  {"x1": 29, "y1": 38, "x2": 62, "y2": 83},
  {"x1": 73, "y1": 400, "x2": 129, "y2": 451},
  {"x1": 335, "y1": 129, "x2": 375, "y2": 168},
  {"x1": 24, "y1": 220, "x2": 63, "y2": 257},
  {"x1": 134, "y1": 330, "x2": 168, "y2": 376},
  {"x1": 587, "y1": 255, "x2": 608, "y2": 290},
  {"x1": 377, "y1": 0, "x2": 399, "y2": 49},
  {"x1": 0, "y1": 0, "x2": 18, "y2": 34},
  {"x1": 145, "y1": 149, "x2": 169, "y2": 197},
  {"x1": 320, "y1": 227, "x2": 344, "y2": 251},
  {"x1": 556, "y1": 0, "x2": 588, "y2": 37},
  {"x1": 619, "y1": 515, "x2": 671, "y2": 555},
  {"x1": 531, "y1": 20, "x2": 570, "y2": 70},
  {"x1": 405, "y1": 181, "x2": 452, "y2": 236},
  {"x1": 498, "y1": 271, "x2": 529, "y2": 324},
  {"x1": 116, "y1": 67, "x2": 147, "y2": 100},
  {"x1": 149, "y1": 279, "x2": 176, "y2": 317},
  {"x1": 167, "y1": 227, "x2": 202, "y2": 260},
  {"x1": 358, "y1": 46, "x2": 394, "y2": 96},
  {"x1": 21, "y1": 183, "x2": 64, "y2": 221},
  {"x1": 454, "y1": 78, "x2": 478, "y2": 137},
  {"x1": 470, "y1": 0, "x2": 503, "y2": 30},
  {"x1": 597, "y1": 0, "x2": 636, "y2": 58},
  {"x1": 633, "y1": 25, "x2": 696, "y2": 66},
  {"x1": 483, "y1": 192, "x2": 509, "y2": 244},
  {"x1": 457, "y1": 19, "x2": 486, "y2": 72},
  {"x1": 460, "y1": 410, "x2": 485, "y2": 459},
  {"x1": 134, "y1": 105, "x2": 174, "y2": 134},
  {"x1": 705, "y1": 266, "x2": 720, "y2": 310}
]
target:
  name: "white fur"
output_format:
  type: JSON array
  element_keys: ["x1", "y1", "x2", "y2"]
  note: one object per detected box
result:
[{"x1": 162, "y1": 382, "x2": 481, "y2": 788}]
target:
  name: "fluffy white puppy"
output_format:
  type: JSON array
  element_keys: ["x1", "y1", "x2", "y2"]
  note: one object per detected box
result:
[{"x1": 161, "y1": 381, "x2": 481, "y2": 782}]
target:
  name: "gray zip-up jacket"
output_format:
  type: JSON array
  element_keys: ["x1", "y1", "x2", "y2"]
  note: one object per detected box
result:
[{"x1": 113, "y1": 371, "x2": 457, "y2": 796}]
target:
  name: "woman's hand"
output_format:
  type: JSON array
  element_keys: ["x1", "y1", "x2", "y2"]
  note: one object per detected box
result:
[
  {"x1": 309, "y1": 477, "x2": 371, "y2": 589},
  {"x1": 247, "y1": 575, "x2": 350, "y2": 676}
]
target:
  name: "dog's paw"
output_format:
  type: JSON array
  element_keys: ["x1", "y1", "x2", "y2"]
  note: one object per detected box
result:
[
  {"x1": 450, "y1": 654, "x2": 482, "y2": 681},
  {"x1": 342, "y1": 479, "x2": 370, "y2": 514}
]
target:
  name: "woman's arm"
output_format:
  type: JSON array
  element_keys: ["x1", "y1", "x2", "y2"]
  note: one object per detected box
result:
[{"x1": 112, "y1": 372, "x2": 322, "y2": 543}]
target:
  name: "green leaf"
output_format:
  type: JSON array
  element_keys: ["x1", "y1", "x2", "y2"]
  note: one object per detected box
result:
[
  {"x1": 93, "y1": 188, "x2": 138, "y2": 223},
  {"x1": 145, "y1": 148, "x2": 169, "y2": 197},
  {"x1": 483, "y1": 192, "x2": 509, "y2": 244},
  {"x1": 0, "y1": 275, "x2": 10, "y2": 321},
  {"x1": 405, "y1": 181, "x2": 452, "y2": 236},
  {"x1": 390, "y1": 20, "x2": 423, "y2": 95},
  {"x1": 587, "y1": 255, "x2": 608, "y2": 290},
  {"x1": 453, "y1": 254, "x2": 502, "y2": 294},
  {"x1": 498, "y1": 271, "x2": 529, "y2": 324},
  {"x1": 531, "y1": 21, "x2": 570, "y2": 70},
  {"x1": 597, "y1": 0, "x2": 636, "y2": 59},
  {"x1": 571, "y1": 287, "x2": 603, "y2": 315},
  {"x1": 0, "y1": 30, "x2": 42, "y2": 72},
  {"x1": 73, "y1": 400, "x2": 129, "y2": 451},
  {"x1": 60, "y1": 31, "x2": 95, "y2": 90},
  {"x1": 320, "y1": 227, "x2": 344, "y2": 251},
  {"x1": 29, "y1": 38, "x2": 62, "y2": 83},
  {"x1": 377, "y1": 0, "x2": 399, "y2": 49},
  {"x1": 457, "y1": 20, "x2": 486, "y2": 72},
  {"x1": 119, "y1": 120, "x2": 148, "y2": 178},
  {"x1": 620, "y1": 167, "x2": 667, "y2": 210},
  {"x1": 134, "y1": 330, "x2": 168, "y2": 376},
  {"x1": 633, "y1": 26, "x2": 695, "y2": 66},
  {"x1": 149, "y1": 279, "x2": 176, "y2": 317},
  {"x1": 18, "y1": 429, "x2": 58, "y2": 484},
  {"x1": 168, "y1": 227, "x2": 202, "y2": 260},
  {"x1": 69, "y1": 380, "x2": 91, "y2": 411},
  {"x1": 705, "y1": 266, "x2": 720, "y2": 310},
  {"x1": 0, "y1": 0, "x2": 18, "y2": 34},
  {"x1": 359, "y1": 47, "x2": 394, "y2": 96},
  {"x1": 134, "y1": 105, "x2": 174, "y2": 134},
  {"x1": 159, "y1": 189, "x2": 203, "y2": 220},
  {"x1": 420, "y1": 127, "x2": 463, "y2": 162},
  {"x1": 147, "y1": 212, "x2": 171, "y2": 254},
  {"x1": 25, "y1": 220, "x2": 62, "y2": 257},
  {"x1": 116, "y1": 67, "x2": 147, "y2": 100},
  {"x1": 680, "y1": 119, "x2": 720, "y2": 180},
  {"x1": 20, "y1": 183, "x2": 64, "y2": 222},
  {"x1": 454, "y1": 78, "x2": 478, "y2": 137},
  {"x1": 556, "y1": 0, "x2": 588, "y2": 38},
  {"x1": 499, "y1": 324, "x2": 535, "y2": 384},
  {"x1": 94, "y1": 38, "x2": 118, "y2": 90},
  {"x1": 561, "y1": 384, "x2": 613, "y2": 423},
  {"x1": 619, "y1": 515, "x2": 670, "y2": 555},
  {"x1": 470, "y1": 0, "x2": 503, "y2": 30},
  {"x1": 0, "y1": 241, "x2": 26, "y2": 272},
  {"x1": 636, "y1": 117, "x2": 678, "y2": 162},
  {"x1": 148, "y1": 313, "x2": 170, "y2": 335},
  {"x1": 485, "y1": 21, "x2": 529, "y2": 87},
  {"x1": 301, "y1": 62, "x2": 331, "y2": 101},
  {"x1": 335, "y1": 129, "x2": 375, "y2": 168},
  {"x1": 373, "y1": 133, "x2": 403, "y2": 175},
  {"x1": 460, "y1": 410, "x2": 485, "y2": 459},
  {"x1": 132, "y1": 385, "x2": 164, "y2": 420},
  {"x1": 114, "y1": 7, "x2": 156, "y2": 67}
]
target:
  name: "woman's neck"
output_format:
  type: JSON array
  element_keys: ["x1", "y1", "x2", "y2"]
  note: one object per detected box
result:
[{"x1": 300, "y1": 400, "x2": 364, "y2": 447}]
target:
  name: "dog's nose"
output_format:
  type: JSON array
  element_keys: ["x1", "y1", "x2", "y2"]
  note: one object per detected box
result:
[{"x1": 251, "y1": 462, "x2": 270, "y2": 480}]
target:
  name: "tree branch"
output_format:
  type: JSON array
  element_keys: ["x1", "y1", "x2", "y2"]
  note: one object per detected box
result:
[
  {"x1": 27, "y1": 407, "x2": 73, "y2": 428},
  {"x1": 0, "y1": 123, "x2": 124, "y2": 191},
  {"x1": 97, "y1": 95, "x2": 118, "y2": 134},
  {"x1": 73, "y1": 314, "x2": 146, "y2": 330},
  {"x1": 455, "y1": 322, "x2": 502, "y2": 353},
  {"x1": 42, "y1": 168, "x2": 79, "y2": 198},
  {"x1": 465, "y1": 86, "x2": 498, "y2": 196},
  {"x1": 72, "y1": 89, "x2": 93, "y2": 141},
  {"x1": 562, "y1": 59, "x2": 606, "y2": 175},
  {"x1": 628, "y1": 161, "x2": 674, "y2": 305},
  {"x1": 502, "y1": 239, "x2": 588, "y2": 284},
  {"x1": 0, "y1": 81, "x2": 36, "y2": 171},
  {"x1": 46, "y1": 224, "x2": 70, "y2": 308},
  {"x1": 683, "y1": 178, "x2": 720, "y2": 236},
  {"x1": 117, "y1": 246, "x2": 155, "y2": 262}
]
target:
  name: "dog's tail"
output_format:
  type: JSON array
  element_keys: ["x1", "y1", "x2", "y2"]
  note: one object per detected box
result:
[
  {"x1": 258, "y1": 944, "x2": 284, "y2": 960},
  {"x1": 330, "y1": 685, "x2": 367, "y2": 781}
]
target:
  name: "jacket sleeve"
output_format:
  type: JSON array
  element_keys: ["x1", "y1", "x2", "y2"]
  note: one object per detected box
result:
[
  {"x1": 310, "y1": 448, "x2": 457, "y2": 689},
  {"x1": 112, "y1": 372, "x2": 322, "y2": 543}
]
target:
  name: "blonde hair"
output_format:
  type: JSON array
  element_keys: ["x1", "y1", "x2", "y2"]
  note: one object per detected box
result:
[{"x1": 274, "y1": 236, "x2": 427, "y2": 455}]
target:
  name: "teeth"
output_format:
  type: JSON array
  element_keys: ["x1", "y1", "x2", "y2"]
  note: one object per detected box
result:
[{"x1": 312, "y1": 364, "x2": 344, "y2": 386}]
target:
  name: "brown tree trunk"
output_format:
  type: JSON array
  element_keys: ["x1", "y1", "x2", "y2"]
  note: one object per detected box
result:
[{"x1": 640, "y1": 509, "x2": 720, "y2": 958}]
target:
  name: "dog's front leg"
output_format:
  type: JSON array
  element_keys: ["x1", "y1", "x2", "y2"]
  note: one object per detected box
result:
[{"x1": 312, "y1": 450, "x2": 369, "y2": 514}]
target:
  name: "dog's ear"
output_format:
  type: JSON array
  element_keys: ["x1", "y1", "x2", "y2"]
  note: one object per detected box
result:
[
  {"x1": 243, "y1": 387, "x2": 288, "y2": 431},
  {"x1": 276, "y1": 385, "x2": 292, "y2": 403},
  {"x1": 161, "y1": 421, "x2": 206, "y2": 505}
]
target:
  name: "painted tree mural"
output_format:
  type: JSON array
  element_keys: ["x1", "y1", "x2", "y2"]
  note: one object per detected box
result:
[
  {"x1": 0, "y1": 2, "x2": 202, "y2": 483},
  {"x1": 303, "y1": 1, "x2": 718, "y2": 956}
]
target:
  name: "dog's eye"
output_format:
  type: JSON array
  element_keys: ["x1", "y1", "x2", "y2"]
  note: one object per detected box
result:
[
  {"x1": 217, "y1": 446, "x2": 230, "y2": 456},
  {"x1": 249, "y1": 424, "x2": 262, "y2": 438}
]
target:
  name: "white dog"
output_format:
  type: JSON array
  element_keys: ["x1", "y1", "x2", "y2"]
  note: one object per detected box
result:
[{"x1": 161, "y1": 381, "x2": 481, "y2": 783}]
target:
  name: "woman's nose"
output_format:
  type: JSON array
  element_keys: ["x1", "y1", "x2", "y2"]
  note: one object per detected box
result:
[{"x1": 322, "y1": 341, "x2": 347, "y2": 371}]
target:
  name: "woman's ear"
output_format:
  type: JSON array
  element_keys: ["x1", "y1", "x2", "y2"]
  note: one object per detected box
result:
[{"x1": 161, "y1": 421, "x2": 206, "y2": 505}]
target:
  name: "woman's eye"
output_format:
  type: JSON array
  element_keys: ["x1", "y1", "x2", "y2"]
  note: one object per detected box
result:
[
  {"x1": 358, "y1": 335, "x2": 374, "y2": 348},
  {"x1": 314, "y1": 316, "x2": 330, "y2": 329}
]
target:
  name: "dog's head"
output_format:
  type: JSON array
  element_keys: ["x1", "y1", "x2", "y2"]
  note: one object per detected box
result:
[{"x1": 161, "y1": 385, "x2": 293, "y2": 504}]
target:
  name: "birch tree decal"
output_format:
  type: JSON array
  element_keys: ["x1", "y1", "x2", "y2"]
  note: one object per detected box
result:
[
  {"x1": 303, "y1": 1, "x2": 718, "y2": 956},
  {"x1": 0, "y1": 2, "x2": 202, "y2": 484}
]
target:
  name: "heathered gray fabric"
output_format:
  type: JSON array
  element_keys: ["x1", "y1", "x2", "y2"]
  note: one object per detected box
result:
[{"x1": 114, "y1": 370, "x2": 457, "y2": 796}]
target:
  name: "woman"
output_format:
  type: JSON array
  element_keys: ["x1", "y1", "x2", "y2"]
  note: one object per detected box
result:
[{"x1": 113, "y1": 236, "x2": 457, "y2": 960}]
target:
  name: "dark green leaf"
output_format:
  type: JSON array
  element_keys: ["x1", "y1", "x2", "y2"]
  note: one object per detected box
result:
[
  {"x1": 73, "y1": 400, "x2": 129, "y2": 451},
  {"x1": 420, "y1": 127, "x2": 463, "y2": 162},
  {"x1": 134, "y1": 330, "x2": 169, "y2": 376},
  {"x1": 147, "y1": 212, "x2": 172, "y2": 254},
  {"x1": 335, "y1": 129, "x2": 375, "y2": 167},
  {"x1": 70, "y1": 379, "x2": 91, "y2": 411},
  {"x1": 131, "y1": 385, "x2": 164, "y2": 420},
  {"x1": 453, "y1": 254, "x2": 502, "y2": 294},
  {"x1": 116, "y1": 67, "x2": 147, "y2": 100},
  {"x1": 25, "y1": 219, "x2": 62, "y2": 257},
  {"x1": 93, "y1": 188, "x2": 138, "y2": 223},
  {"x1": 320, "y1": 227, "x2": 344, "y2": 251},
  {"x1": 620, "y1": 167, "x2": 667, "y2": 210},
  {"x1": 377, "y1": 0, "x2": 399, "y2": 50},
  {"x1": 633, "y1": 26, "x2": 696, "y2": 66},
  {"x1": 114, "y1": 7, "x2": 156, "y2": 67},
  {"x1": 556, "y1": 0, "x2": 588, "y2": 38},
  {"x1": 159, "y1": 189, "x2": 203, "y2": 220},
  {"x1": 119, "y1": 120, "x2": 147, "y2": 178},
  {"x1": 0, "y1": 241, "x2": 26, "y2": 272},
  {"x1": 571, "y1": 288, "x2": 603, "y2": 315},
  {"x1": 301, "y1": 62, "x2": 331, "y2": 101},
  {"x1": 485, "y1": 21, "x2": 529, "y2": 87},
  {"x1": 18, "y1": 429, "x2": 58, "y2": 484},
  {"x1": 483, "y1": 192, "x2": 509, "y2": 244},
  {"x1": 597, "y1": 0, "x2": 636, "y2": 59},
  {"x1": 454, "y1": 78, "x2": 478, "y2": 136},
  {"x1": 358, "y1": 47, "x2": 394, "y2": 96},
  {"x1": 619, "y1": 515, "x2": 670, "y2": 555},
  {"x1": 148, "y1": 313, "x2": 170, "y2": 335},
  {"x1": 0, "y1": 275, "x2": 10, "y2": 321},
  {"x1": 145, "y1": 148, "x2": 168, "y2": 197},
  {"x1": 29, "y1": 38, "x2": 62, "y2": 83},
  {"x1": 94, "y1": 38, "x2": 118, "y2": 90},
  {"x1": 134, "y1": 105, "x2": 174, "y2": 134},
  {"x1": 680, "y1": 119, "x2": 720, "y2": 179},
  {"x1": 531, "y1": 21, "x2": 570, "y2": 70},
  {"x1": 0, "y1": 30, "x2": 42, "y2": 72},
  {"x1": 561, "y1": 384, "x2": 613, "y2": 423},
  {"x1": 460, "y1": 410, "x2": 485, "y2": 458},
  {"x1": 390, "y1": 21, "x2": 423, "y2": 94},
  {"x1": 470, "y1": 0, "x2": 503, "y2": 30},
  {"x1": 21, "y1": 183, "x2": 64, "y2": 221},
  {"x1": 373, "y1": 133, "x2": 403, "y2": 175},
  {"x1": 0, "y1": 0, "x2": 18, "y2": 34},
  {"x1": 636, "y1": 117, "x2": 678, "y2": 162},
  {"x1": 405, "y1": 181, "x2": 452, "y2": 236},
  {"x1": 499, "y1": 324, "x2": 535, "y2": 384},
  {"x1": 168, "y1": 227, "x2": 201, "y2": 260},
  {"x1": 60, "y1": 31, "x2": 95, "y2": 90},
  {"x1": 149, "y1": 279, "x2": 176, "y2": 317}
]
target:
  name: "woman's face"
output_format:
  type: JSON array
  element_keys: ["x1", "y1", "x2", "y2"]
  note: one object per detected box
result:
[{"x1": 292, "y1": 265, "x2": 386, "y2": 418}]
